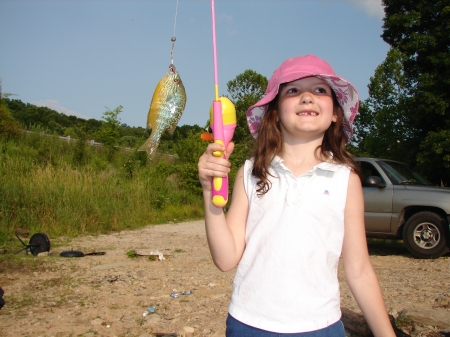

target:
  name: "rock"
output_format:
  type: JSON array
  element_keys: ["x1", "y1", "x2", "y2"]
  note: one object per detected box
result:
[
  {"x1": 399, "y1": 308, "x2": 450, "y2": 329},
  {"x1": 3, "y1": 221, "x2": 450, "y2": 337},
  {"x1": 146, "y1": 314, "x2": 161, "y2": 323},
  {"x1": 176, "y1": 326, "x2": 195, "y2": 337},
  {"x1": 90, "y1": 317, "x2": 104, "y2": 326},
  {"x1": 210, "y1": 332, "x2": 225, "y2": 337},
  {"x1": 434, "y1": 296, "x2": 450, "y2": 308}
]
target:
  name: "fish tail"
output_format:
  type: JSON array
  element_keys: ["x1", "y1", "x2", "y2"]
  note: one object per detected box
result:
[{"x1": 138, "y1": 136, "x2": 160, "y2": 159}]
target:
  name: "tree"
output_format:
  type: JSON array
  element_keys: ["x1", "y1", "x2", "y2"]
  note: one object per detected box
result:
[
  {"x1": 0, "y1": 103, "x2": 21, "y2": 139},
  {"x1": 226, "y1": 70, "x2": 268, "y2": 145},
  {"x1": 418, "y1": 130, "x2": 450, "y2": 185},
  {"x1": 96, "y1": 105, "x2": 123, "y2": 162},
  {"x1": 353, "y1": 47, "x2": 418, "y2": 162},
  {"x1": 381, "y1": 0, "x2": 450, "y2": 183}
]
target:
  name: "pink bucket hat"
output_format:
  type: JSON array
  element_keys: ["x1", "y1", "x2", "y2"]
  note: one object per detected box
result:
[{"x1": 246, "y1": 54, "x2": 359, "y2": 141}]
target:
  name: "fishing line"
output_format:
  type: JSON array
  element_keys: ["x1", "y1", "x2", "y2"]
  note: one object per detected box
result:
[{"x1": 170, "y1": 0, "x2": 179, "y2": 64}]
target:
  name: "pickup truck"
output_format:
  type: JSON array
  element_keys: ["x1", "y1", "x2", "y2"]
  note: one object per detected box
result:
[{"x1": 358, "y1": 158, "x2": 450, "y2": 258}]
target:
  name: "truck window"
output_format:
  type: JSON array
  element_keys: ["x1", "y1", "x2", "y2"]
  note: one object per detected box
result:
[
  {"x1": 376, "y1": 160, "x2": 433, "y2": 186},
  {"x1": 360, "y1": 161, "x2": 386, "y2": 185}
]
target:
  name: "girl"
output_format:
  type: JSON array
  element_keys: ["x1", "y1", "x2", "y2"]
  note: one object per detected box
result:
[{"x1": 198, "y1": 55, "x2": 395, "y2": 336}]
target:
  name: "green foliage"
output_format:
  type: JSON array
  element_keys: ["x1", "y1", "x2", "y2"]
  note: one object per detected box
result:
[
  {"x1": 0, "y1": 131, "x2": 205, "y2": 245},
  {"x1": 118, "y1": 135, "x2": 139, "y2": 148},
  {"x1": 0, "y1": 103, "x2": 21, "y2": 139},
  {"x1": 417, "y1": 130, "x2": 450, "y2": 184},
  {"x1": 126, "y1": 250, "x2": 138, "y2": 258},
  {"x1": 85, "y1": 118, "x2": 103, "y2": 135},
  {"x1": 379, "y1": 0, "x2": 450, "y2": 183},
  {"x1": 172, "y1": 130, "x2": 206, "y2": 163},
  {"x1": 4, "y1": 98, "x2": 82, "y2": 134},
  {"x1": 157, "y1": 124, "x2": 203, "y2": 156},
  {"x1": 95, "y1": 105, "x2": 122, "y2": 162},
  {"x1": 177, "y1": 162, "x2": 202, "y2": 196},
  {"x1": 172, "y1": 124, "x2": 203, "y2": 140},
  {"x1": 131, "y1": 149, "x2": 148, "y2": 167},
  {"x1": 72, "y1": 127, "x2": 89, "y2": 166},
  {"x1": 0, "y1": 98, "x2": 206, "y2": 163},
  {"x1": 382, "y1": 0, "x2": 450, "y2": 104},
  {"x1": 352, "y1": 48, "x2": 416, "y2": 162},
  {"x1": 227, "y1": 70, "x2": 268, "y2": 144}
]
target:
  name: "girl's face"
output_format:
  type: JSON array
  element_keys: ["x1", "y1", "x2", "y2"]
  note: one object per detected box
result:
[{"x1": 277, "y1": 76, "x2": 336, "y2": 141}]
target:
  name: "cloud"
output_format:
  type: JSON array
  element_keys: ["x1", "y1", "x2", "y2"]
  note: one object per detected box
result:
[
  {"x1": 33, "y1": 100, "x2": 90, "y2": 120},
  {"x1": 219, "y1": 13, "x2": 233, "y2": 23},
  {"x1": 347, "y1": 0, "x2": 385, "y2": 20},
  {"x1": 218, "y1": 13, "x2": 235, "y2": 35}
]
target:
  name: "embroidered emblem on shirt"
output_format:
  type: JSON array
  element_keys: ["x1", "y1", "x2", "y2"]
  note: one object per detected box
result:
[{"x1": 324, "y1": 190, "x2": 330, "y2": 195}]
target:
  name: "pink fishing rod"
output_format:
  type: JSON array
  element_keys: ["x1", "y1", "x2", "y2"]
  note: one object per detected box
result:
[{"x1": 210, "y1": 0, "x2": 236, "y2": 208}]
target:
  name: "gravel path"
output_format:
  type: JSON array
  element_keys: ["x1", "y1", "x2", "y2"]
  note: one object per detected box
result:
[{"x1": 0, "y1": 220, "x2": 449, "y2": 337}]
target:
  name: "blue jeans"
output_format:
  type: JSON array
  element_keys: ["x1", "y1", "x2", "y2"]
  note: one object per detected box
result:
[{"x1": 226, "y1": 314, "x2": 345, "y2": 337}]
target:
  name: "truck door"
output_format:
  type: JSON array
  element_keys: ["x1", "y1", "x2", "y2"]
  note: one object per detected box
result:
[{"x1": 360, "y1": 161, "x2": 393, "y2": 233}]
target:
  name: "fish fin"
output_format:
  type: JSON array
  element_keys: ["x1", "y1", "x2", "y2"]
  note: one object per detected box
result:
[
  {"x1": 167, "y1": 124, "x2": 176, "y2": 137},
  {"x1": 138, "y1": 135, "x2": 160, "y2": 160}
]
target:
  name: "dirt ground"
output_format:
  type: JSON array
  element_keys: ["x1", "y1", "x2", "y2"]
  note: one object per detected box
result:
[{"x1": 0, "y1": 220, "x2": 449, "y2": 337}]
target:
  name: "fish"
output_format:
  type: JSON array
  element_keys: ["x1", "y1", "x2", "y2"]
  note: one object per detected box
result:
[{"x1": 138, "y1": 64, "x2": 187, "y2": 158}]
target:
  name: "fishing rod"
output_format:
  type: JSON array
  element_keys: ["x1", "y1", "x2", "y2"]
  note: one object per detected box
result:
[{"x1": 210, "y1": 0, "x2": 236, "y2": 208}]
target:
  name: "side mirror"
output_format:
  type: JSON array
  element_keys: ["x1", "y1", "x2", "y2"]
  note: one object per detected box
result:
[{"x1": 363, "y1": 175, "x2": 386, "y2": 188}]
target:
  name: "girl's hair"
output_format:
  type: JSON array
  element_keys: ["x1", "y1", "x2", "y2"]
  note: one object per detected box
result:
[{"x1": 251, "y1": 87, "x2": 361, "y2": 197}]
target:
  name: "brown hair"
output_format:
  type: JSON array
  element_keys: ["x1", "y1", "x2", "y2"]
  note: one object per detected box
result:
[{"x1": 251, "y1": 88, "x2": 360, "y2": 197}]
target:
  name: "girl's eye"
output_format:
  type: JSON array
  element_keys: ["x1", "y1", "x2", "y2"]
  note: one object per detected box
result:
[
  {"x1": 315, "y1": 87, "x2": 328, "y2": 94},
  {"x1": 286, "y1": 87, "x2": 298, "y2": 94}
]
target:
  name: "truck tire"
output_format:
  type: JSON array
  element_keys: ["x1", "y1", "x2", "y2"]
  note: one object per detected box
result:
[{"x1": 402, "y1": 211, "x2": 449, "y2": 259}]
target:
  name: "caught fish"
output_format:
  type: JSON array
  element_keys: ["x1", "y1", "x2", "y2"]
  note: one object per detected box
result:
[{"x1": 138, "y1": 64, "x2": 187, "y2": 158}]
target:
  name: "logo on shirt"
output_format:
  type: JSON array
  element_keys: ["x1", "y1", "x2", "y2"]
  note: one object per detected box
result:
[{"x1": 324, "y1": 190, "x2": 330, "y2": 195}]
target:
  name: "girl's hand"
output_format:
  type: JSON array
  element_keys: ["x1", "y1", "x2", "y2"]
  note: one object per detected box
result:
[{"x1": 198, "y1": 142, "x2": 235, "y2": 192}]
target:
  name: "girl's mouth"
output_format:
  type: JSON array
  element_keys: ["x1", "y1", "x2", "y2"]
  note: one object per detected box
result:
[{"x1": 297, "y1": 111, "x2": 319, "y2": 116}]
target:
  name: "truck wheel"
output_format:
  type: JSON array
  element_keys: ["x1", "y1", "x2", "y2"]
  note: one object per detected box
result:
[{"x1": 403, "y1": 211, "x2": 449, "y2": 259}]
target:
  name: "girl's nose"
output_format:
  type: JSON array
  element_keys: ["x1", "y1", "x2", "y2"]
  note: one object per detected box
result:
[{"x1": 300, "y1": 92, "x2": 314, "y2": 104}]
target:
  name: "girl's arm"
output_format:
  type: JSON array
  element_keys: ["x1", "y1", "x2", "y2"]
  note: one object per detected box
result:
[
  {"x1": 342, "y1": 171, "x2": 396, "y2": 337},
  {"x1": 198, "y1": 142, "x2": 248, "y2": 272}
]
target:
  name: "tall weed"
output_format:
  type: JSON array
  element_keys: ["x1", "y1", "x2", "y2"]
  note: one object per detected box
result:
[{"x1": 0, "y1": 135, "x2": 204, "y2": 246}]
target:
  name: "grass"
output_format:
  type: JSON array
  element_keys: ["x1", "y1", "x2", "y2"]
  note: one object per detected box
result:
[
  {"x1": 0, "y1": 156, "x2": 202, "y2": 237},
  {"x1": 394, "y1": 316, "x2": 412, "y2": 328},
  {"x1": 0, "y1": 135, "x2": 205, "y2": 243},
  {"x1": 0, "y1": 253, "x2": 49, "y2": 274},
  {"x1": 0, "y1": 133, "x2": 208, "y2": 274},
  {"x1": 126, "y1": 250, "x2": 138, "y2": 258}
]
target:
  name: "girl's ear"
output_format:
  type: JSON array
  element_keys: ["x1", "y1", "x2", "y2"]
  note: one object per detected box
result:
[{"x1": 332, "y1": 114, "x2": 337, "y2": 123}]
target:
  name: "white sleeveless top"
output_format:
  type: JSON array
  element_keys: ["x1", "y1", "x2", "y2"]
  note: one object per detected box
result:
[{"x1": 228, "y1": 156, "x2": 350, "y2": 333}]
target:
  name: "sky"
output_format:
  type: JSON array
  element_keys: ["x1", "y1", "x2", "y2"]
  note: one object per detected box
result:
[{"x1": 0, "y1": 0, "x2": 390, "y2": 129}]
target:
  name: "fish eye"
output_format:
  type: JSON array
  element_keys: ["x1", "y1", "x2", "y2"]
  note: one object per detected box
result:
[{"x1": 174, "y1": 79, "x2": 179, "y2": 84}]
